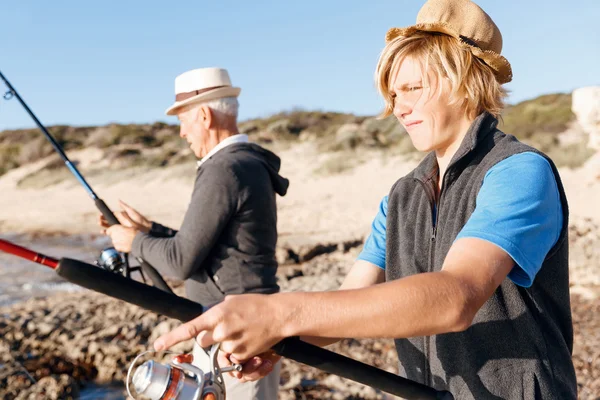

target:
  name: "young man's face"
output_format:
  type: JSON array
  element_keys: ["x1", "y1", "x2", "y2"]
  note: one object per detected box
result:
[
  {"x1": 177, "y1": 105, "x2": 212, "y2": 158},
  {"x1": 390, "y1": 56, "x2": 469, "y2": 154}
]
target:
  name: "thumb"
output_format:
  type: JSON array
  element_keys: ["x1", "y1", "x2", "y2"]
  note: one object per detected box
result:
[{"x1": 105, "y1": 225, "x2": 117, "y2": 236}]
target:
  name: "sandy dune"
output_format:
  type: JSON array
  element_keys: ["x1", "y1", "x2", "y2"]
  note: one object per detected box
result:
[{"x1": 0, "y1": 144, "x2": 598, "y2": 248}]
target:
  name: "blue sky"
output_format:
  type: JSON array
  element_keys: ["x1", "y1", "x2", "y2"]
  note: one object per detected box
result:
[{"x1": 1, "y1": 0, "x2": 598, "y2": 130}]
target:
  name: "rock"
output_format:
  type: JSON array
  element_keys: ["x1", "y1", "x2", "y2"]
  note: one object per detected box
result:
[
  {"x1": 96, "y1": 325, "x2": 120, "y2": 340},
  {"x1": 568, "y1": 218, "x2": 600, "y2": 287},
  {"x1": 572, "y1": 86, "x2": 600, "y2": 150},
  {"x1": 299, "y1": 130, "x2": 318, "y2": 142},
  {"x1": 334, "y1": 123, "x2": 362, "y2": 150},
  {"x1": 87, "y1": 341, "x2": 100, "y2": 356},
  {"x1": 149, "y1": 320, "x2": 176, "y2": 341},
  {"x1": 35, "y1": 322, "x2": 53, "y2": 337},
  {"x1": 277, "y1": 239, "x2": 363, "y2": 265},
  {"x1": 74, "y1": 325, "x2": 95, "y2": 340},
  {"x1": 276, "y1": 246, "x2": 299, "y2": 265},
  {"x1": 361, "y1": 116, "x2": 407, "y2": 147}
]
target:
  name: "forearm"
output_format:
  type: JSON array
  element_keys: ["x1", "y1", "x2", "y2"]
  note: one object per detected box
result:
[
  {"x1": 131, "y1": 233, "x2": 201, "y2": 280},
  {"x1": 279, "y1": 271, "x2": 473, "y2": 340},
  {"x1": 300, "y1": 260, "x2": 385, "y2": 347}
]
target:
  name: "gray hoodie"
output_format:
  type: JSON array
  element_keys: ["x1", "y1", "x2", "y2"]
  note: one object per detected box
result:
[{"x1": 132, "y1": 142, "x2": 289, "y2": 306}]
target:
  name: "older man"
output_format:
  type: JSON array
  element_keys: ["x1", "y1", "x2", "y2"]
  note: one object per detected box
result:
[{"x1": 102, "y1": 67, "x2": 287, "y2": 399}]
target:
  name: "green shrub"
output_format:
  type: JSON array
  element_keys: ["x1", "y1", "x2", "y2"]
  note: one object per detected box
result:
[
  {"x1": 545, "y1": 141, "x2": 596, "y2": 169},
  {"x1": 499, "y1": 93, "x2": 574, "y2": 139},
  {"x1": 0, "y1": 144, "x2": 21, "y2": 175}
]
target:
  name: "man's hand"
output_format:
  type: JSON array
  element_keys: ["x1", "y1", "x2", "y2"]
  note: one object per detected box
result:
[
  {"x1": 220, "y1": 351, "x2": 281, "y2": 382},
  {"x1": 105, "y1": 224, "x2": 138, "y2": 253},
  {"x1": 153, "y1": 294, "x2": 289, "y2": 362},
  {"x1": 172, "y1": 352, "x2": 280, "y2": 382},
  {"x1": 98, "y1": 200, "x2": 151, "y2": 234}
]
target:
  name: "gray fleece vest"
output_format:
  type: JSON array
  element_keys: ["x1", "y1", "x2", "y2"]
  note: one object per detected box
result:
[{"x1": 386, "y1": 113, "x2": 577, "y2": 399}]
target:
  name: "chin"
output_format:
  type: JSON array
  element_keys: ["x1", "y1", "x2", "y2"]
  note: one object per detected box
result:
[
  {"x1": 409, "y1": 138, "x2": 435, "y2": 153},
  {"x1": 192, "y1": 146, "x2": 204, "y2": 159}
]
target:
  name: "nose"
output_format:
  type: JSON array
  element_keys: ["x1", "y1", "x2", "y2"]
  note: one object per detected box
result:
[
  {"x1": 179, "y1": 126, "x2": 186, "y2": 139},
  {"x1": 392, "y1": 97, "x2": 412, "y2": 121}
]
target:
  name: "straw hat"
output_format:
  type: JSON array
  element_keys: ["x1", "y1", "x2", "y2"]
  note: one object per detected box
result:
[
  {"x1": 386, "y1": 0, "x2": 512, "y2": 84},
  {"x1": 165, "y1": 67, "x2": 241, "y2": 115}
]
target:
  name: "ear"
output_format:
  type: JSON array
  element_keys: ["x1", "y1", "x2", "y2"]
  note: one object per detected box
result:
[{"x1": 198, "y1": 105, "x2": 214, "y2": 129}]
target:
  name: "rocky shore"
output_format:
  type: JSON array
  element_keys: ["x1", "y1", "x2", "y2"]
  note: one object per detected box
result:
[{"x1": 1, "y1": 217, "x2": 599, "y2": 399}]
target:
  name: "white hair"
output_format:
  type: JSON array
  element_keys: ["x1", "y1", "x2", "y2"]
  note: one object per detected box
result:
[{"x1": 203, "y1": 97, "x2": 239, "y2": 119}]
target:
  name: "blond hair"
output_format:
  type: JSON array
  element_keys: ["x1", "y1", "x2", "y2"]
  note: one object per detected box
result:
[{"x1": 375, "y1": 32, "x2": 507, "y2": 119}]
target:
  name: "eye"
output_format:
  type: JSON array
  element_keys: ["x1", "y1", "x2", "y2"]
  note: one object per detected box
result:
[{"x1": 407, "y1": 86, "x2": 422, "y2": 92}]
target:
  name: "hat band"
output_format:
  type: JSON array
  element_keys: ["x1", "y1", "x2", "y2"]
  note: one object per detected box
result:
[
  {"x1": 175, "y1": 86, "x2": 227, "y2": 102},
  {"x1": 459, "y1": 35, "x2": 480, "y2": 49}
]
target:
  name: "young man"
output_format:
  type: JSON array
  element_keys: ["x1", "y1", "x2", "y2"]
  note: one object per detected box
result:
[
  {"x1": 101, "y1": 67, "x2": 288, "y2": 399},
  {"x1": 153, "y1": 2, "x2": 577, "y2": 398}
]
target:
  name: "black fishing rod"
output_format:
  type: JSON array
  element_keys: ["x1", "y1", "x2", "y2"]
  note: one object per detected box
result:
[
  {"x1": 0, "y1": 238, "x2": 453, "y2": 400},
  {"x1": 0, "y1": 70, "x2": 172, "y2": 294}
]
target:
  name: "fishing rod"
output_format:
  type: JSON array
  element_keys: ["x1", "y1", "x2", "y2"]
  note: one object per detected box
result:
[
  {"x1": 0, "y1": 70, "x2": 172, "y2": 294},
  {"x1": 0, "y1": 238, "x2": 453, "y2": 400}
]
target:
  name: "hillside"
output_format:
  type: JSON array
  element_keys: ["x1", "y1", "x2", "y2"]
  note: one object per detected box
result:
[{"x1": 0, "y1": 92, "x2": 594, "y2": 180}]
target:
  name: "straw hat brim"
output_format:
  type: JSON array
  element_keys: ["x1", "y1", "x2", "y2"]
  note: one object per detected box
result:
[
  {"x1": 165, "y1": 86, "x2": 241, "y2": 116},
  {"x1": 386, "y1": 23, "x2": 513, "y2": 84}
]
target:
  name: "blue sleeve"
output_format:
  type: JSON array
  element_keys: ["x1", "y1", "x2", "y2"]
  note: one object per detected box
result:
[
  {"x1": 357, "y1": 195, "x2": 388, "y2": 269},
  {"x1": 455, "y1": 152, "x2": 563, "y2": 287}
]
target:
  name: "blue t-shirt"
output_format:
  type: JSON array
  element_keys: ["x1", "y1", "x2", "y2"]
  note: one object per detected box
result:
[{"x1": 357, "y1": 152, "x2": 563, "y2": 287}]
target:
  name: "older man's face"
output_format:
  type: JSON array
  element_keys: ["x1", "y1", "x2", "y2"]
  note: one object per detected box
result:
[{"x1": 177, "y1": 106, "x2": 211, "y2": 158}]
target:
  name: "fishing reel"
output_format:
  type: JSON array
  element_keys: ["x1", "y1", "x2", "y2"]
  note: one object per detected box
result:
[
  {"x1": 95, "y1": 248, "x2": 153, "y2": 285},
  {"x1": 128, "y1": 344, "x2": 241, "y2": 400},
  {"x1": 95, "y1": 247, "x2": 126, "y2": 275}
]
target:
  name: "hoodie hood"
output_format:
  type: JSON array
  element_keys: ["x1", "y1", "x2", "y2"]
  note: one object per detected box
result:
[
  {"x1": 244, "y1": 143, "x2": 289, "y2": 196},
  {"x1": 211, "y1": 142, "x2": 289, "y2": 196}
]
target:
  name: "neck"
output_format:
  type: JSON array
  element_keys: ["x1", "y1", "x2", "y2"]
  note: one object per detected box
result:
[
  {"x1": 204, "y1": 126, "x2": 241, "y2": 156},
  {"x1": 435, "y1": 115, "x2": 474, "y2": 185},
  {"x1": 216, "y1": 127, "x2": 239, "y2": 142},
  {"x1": 215, "y1": 116, "x2": 240, "y2": 141}
]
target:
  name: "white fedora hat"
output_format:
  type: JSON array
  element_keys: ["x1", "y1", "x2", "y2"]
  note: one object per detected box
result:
[{"x1": 165, "y1": 67, "x2": 241, "y2": 116}]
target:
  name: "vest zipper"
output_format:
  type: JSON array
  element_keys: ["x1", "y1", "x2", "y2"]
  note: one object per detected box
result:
[
  {"x1": 415, "y1": 179, "x2": 437, "y2": 239},
  {"x1": 416, "y1": 174, "x2": 447, "y2": 386},
  {"x1": 415, "y1": 178, "x2": 436, "y2": 385}
]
